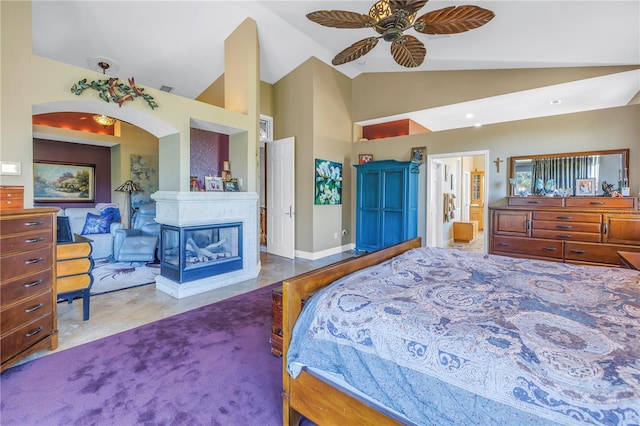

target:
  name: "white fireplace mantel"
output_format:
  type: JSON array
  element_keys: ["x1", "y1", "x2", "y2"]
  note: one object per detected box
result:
[{"x1": 151, "y1": 191, "x2": 260, "y2": 298}]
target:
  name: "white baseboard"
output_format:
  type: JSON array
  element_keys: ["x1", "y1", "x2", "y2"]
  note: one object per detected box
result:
[{"x1": 295, "y1": 243, "x2": 355, "y2": 260}]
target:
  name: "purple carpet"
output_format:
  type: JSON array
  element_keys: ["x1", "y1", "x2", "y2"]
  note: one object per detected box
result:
[{"x1": 1, "y1": 283, "x2": 283, "y2": 425}]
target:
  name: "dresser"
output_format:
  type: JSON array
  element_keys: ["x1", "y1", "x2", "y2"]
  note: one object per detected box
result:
[
  {"x1": 489, "y1": 196, "x2": 640, "y2": 266},
  {"x1": 0, "y1": 185, "x2": 24, "y2": 210},
  {"x1": 354, "y1": 160, "x2": 420, "y2": 252},
  {"x1": 1, "y1": 208, "x2": 59, "y2": 371}
]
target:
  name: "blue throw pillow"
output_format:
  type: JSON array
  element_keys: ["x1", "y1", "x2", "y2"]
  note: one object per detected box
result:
[
  {"x1": 81, "y1": 212, "x2": 114, "y2": 235},
  {"x1": 101, "y1": 206, "x2": 121, "y2": 222}
]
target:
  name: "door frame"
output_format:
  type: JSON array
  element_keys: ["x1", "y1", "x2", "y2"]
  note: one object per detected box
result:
[{"x1": 427, "y1": 150, "x2": 489, "y2": 249}]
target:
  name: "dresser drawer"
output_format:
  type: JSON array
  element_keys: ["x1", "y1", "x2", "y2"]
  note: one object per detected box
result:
[
  {"x1": 565, "y1": 197, "x2": 637, "y2": 209},
  {"x1": 0, "y1": 186, "x2": 24, "y2": 210},
  {"x1": 1, "y1": 230, "x2": 53, "y2": 254},
  {"x1": 0, "y1": 214, "x2": 53, "y2": 236},
  {"x1": 492, "y1": 235, "x2": 563, "y2": 259},
  {"x1": 1, "y1": 291, "x2": 52, "y2": 331},
  {"x1": 0, "y1": 247, "x2": 53, "y2": 282},
  {"x1": 57, "y1": 257, "x2": 92, "y2": 277},
  {"x1": 532, "y1": 211, "x2": 601, "y2": 223},
  {"x1": 532, "y1": 229, "x2": 601, "y2": 243},
  {"x1": 564, "y1": 242, "x2": 640, "y2": 265},
  {"x1": 0, "y1": 313, "x2": 54, "y2": 364},
  {"x1": 1, "y1": 269, "x2": 53, "y2": 304},
  {"x1": 507, "y1": 197, "x2": 563, "y2": 208},
  {"x1": 532, "y1": 220, "x2": 601, "y2": 233}
]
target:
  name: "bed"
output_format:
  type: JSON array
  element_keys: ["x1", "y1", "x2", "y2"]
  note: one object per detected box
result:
[{"x1": 281, "y1": 238, "x2": 640, "y2": 425}]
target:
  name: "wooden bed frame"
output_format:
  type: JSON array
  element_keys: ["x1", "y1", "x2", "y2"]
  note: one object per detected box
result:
[{"x1": 282, "y1": 237, "x2": 422, "y2": 426}]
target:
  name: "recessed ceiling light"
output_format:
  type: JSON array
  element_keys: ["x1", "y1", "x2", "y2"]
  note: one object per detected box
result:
[
  {"x1": 550, "y1": 99, "x2": 562, "y2": 105},
  {"x1": 466, "y1": 113, "x2": 474, "y2": 119}
]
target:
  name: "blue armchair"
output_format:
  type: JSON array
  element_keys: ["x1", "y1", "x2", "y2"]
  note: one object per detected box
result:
[{"x1": 113, "y1": 203, "x2": 160, "y2": 262}]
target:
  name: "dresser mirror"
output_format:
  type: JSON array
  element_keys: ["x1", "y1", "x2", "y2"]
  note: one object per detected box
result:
[{"x1": 509, "y1": 149, "x2": 629, "y2": 196}]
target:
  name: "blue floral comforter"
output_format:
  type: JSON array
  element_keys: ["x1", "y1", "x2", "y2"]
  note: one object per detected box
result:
[{"x1": 287, "y1": 247, "x2": 640, "y2": 425}]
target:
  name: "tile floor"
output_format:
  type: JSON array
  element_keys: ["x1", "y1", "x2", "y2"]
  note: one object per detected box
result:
[{"x1": 27, "y1": 236, "x2": 486, "y2": 364}]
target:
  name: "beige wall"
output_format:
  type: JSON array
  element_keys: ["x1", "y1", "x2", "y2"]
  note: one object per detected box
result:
[
  {"x1": 273, "y1": 60, "x2": 315, "y2": 252},
  {"x1": 1, "y1": 1, "x2": 34, "y2": 205}
]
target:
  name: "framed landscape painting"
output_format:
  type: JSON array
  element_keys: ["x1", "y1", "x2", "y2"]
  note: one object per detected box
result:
[{"x1": 33, "y1": 161, "x2": 95, "y2": 202}]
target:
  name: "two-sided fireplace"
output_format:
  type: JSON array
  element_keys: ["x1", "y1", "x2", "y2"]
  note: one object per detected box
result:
[{"x1": 160, "y1": 222, "x2": 243, "y2": 283}]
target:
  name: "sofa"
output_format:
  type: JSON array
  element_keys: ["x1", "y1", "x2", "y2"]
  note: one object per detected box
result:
[{"x1": 58, "y1": 207, "x2": 124, "y2": 260}]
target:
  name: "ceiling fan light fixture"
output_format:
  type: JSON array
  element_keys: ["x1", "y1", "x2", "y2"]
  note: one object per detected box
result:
[{"x1": 93, "y1": 114, "x2": 117, "y2": 127}]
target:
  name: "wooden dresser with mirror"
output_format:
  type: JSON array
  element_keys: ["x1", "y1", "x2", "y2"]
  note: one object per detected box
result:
[{"x1": 490, "y1": 148, "x2": 640, "y2": 266}]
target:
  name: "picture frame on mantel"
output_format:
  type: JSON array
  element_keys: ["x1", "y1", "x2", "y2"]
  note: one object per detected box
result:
[{"x1": 205, "y1": 176, "x2": 223, "y2": 192}]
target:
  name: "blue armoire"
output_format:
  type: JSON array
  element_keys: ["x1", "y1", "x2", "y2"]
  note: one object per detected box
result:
[{"x1": 354, "y1": 160, "x2": 420, "y2": 252}]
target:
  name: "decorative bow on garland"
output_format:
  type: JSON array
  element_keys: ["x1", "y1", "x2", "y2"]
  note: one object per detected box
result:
[{"x1": 70, "y1": 77, "x2": 158, "y2": 109}]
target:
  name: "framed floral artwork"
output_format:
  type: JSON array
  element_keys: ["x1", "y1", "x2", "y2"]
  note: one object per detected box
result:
[{"x1": 315, "y1": 159, "x2": 342, "y2": 205}]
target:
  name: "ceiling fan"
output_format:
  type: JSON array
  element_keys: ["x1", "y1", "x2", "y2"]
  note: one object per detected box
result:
[{"x1": 307, "y1": 0, "x2": 495, "y2": 68}]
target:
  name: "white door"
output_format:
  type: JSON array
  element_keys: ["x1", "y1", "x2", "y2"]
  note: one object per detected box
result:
[{"x1": 266, "y1": 137, "x2": 295, "y2": 259}]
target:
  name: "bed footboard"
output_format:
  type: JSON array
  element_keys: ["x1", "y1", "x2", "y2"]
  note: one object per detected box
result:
[{"x1": 282, "y1": 237, "x2": 421, "y2": 426}]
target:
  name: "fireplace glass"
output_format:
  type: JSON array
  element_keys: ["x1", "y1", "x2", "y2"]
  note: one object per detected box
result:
[{"x1": 160, "y1": 222, "x2": 242, "y2": 283}]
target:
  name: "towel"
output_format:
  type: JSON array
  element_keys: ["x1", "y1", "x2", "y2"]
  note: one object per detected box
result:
[{"x1": 444, "y1": 193, "x2": 456, "y2": 222}]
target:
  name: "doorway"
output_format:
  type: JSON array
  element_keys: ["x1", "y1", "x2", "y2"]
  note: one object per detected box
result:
[{"x1": 427, "y1": 150, "x2": 489, "y2": 250}]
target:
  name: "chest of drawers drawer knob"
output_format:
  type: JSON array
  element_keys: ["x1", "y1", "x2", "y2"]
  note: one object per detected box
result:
[
  {"x1": 556, "y1": 216, "x2": 572, "y2": 219},
  {"x1": 543, "y1": 247, "x2": 557, "y2": 251},
  {"x1": 570, "y1": 249, "x2": 587, "y2": 254},
  {"x1": 557, "y1": 235, "x2": 572, "y2": 239},
  {"x1": 25, "y1": 326, "x2": 44, "y2": 338},
  {"x1": 23, "y1": 279, "x2": 44, "y2": 288},
  {"x1": 24, "y1": 303, "x2": 44, "y2": 313},
  {"x1": 590, "y1": 201, "x2": 605, "y2": 205},
  {"x1": 555, "y1": 225, "x2": 572, "y2": 229},
  {"x1": 24, "y1": 221, "x2": 45, "y2": 227},
  {"x1": 25, "y1": 237, "x2": 45, "y2": 244},
  {"x1": 24, "y1": 257, "x2": 45, "y2": 265}
]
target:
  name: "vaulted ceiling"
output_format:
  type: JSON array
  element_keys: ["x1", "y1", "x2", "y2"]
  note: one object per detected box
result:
[{"x1": 32, "y1": 1, "x2": 640, "y2": 133}]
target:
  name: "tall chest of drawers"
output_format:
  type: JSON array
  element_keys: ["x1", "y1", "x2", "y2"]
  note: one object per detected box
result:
[
  {"x1": 1, "y1": 208, "x2": 59, "y2": 371},
  {"x1": 489, "y1": 197, "x2": 640, "y2": 266}
]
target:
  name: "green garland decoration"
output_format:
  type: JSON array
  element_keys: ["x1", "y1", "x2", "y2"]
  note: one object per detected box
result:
[{"x1": 70, "y1": 77, "x2": 158, "y2": 109}]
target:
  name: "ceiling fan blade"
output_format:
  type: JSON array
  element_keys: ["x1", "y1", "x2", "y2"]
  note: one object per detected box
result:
[
  {"x1": 390, "y1": 35, "x2": 426, "y2": 68},
  {"x1": 389, "y1": 0, "x2": 429, "y2": 16},
  {"x1": 307, "y1": 10, "x2": 372, "y2": 29},
  {"x1": 332, "y1": 37, "x2": 380, "y2": 65},
  {"x1": 414, "y1": 5, "x2": 495, "y2": 34}
]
